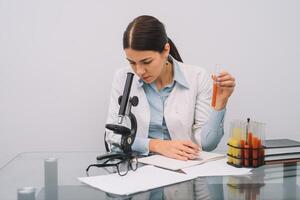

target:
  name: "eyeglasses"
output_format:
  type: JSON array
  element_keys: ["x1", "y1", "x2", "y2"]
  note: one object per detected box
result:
[{"x1": 86, "y1": 154, "x2": 138, "y2": 176}]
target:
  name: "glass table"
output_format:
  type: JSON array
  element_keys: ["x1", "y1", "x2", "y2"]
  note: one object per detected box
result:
[{"x1": 0, "y1": 151, "x2": 299, "y2": 200}]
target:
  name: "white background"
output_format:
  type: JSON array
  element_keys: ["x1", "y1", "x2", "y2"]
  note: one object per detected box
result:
[{"x1": 1, "y1": 0, "x2": 299, "y2": 167}]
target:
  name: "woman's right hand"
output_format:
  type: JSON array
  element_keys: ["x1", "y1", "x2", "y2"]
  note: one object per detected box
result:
[{"x1": 149, "y1": 139, "x2": 201, "y2": 160}]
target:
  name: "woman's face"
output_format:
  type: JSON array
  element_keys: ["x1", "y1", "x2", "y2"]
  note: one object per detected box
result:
[{"x1": 124, "y1": 44, "x2": 169, "y2": 84}]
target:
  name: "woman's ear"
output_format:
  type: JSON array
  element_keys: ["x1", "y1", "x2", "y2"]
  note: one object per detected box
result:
[{"x1": 163, "y1": 43, "x2": 170, "y2": 55}]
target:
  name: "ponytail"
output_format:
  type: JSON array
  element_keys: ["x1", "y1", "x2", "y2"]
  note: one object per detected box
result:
[{"x1": 168, "y1": 37, "x2": 183, "y2": 62}]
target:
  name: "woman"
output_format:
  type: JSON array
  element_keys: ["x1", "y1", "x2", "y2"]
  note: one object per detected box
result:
[{"x1": 105, "y1": 15, "x2": 235, "y2": 161}]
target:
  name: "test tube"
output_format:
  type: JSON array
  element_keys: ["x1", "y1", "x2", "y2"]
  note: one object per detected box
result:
[
  {"x1": 257, "y1": 122, "x2": 266, "y2": 166},
  {"x1": 211, "y1": 64, "x2": 220, "y2": 108},
  {"x1": 251, "y1": 122, "x2": 259, "y2": 167},
  {"x1": 228, "y1": 138, "x2": 233, "y2": 164},
  {"x1": 248, "y1": 120, "x2": 254, "y2": 166},
  {"x1": 237, "y1": 121, "x2": 245, "y2": 166},
  {"x1": 252, "y1": 139, "x2": 259, "y2": 167},
  {"x1": 233, "y1": 120, "x2": 244, "y2": 166},
  {"x1": 240, "y1": 139, "x2": 245, "y2": 166},
  {"x1": 228, "y1": 121, "x2": 235, "y2": 164},
  {"x1": 239, "y1": 121, "x2": 246, "y2": 167},
  {"x1": 230, "y1": 120, "x2": 238, "y2": 165},
  {"x1": 243, "y1": 119, "x2": 250, "y2": 167}
]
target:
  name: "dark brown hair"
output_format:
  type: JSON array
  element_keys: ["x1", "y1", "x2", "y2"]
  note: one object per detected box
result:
[{"x1": 123, "y1": 15, "x2": 183, "y2": 62}]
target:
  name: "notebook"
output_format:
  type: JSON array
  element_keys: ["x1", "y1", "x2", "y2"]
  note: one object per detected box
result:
[
  {"x1": 264, "y1": 139, "x2": 300, "y2": 148},
  {"x1": 264, "y1": 154, "x2": 300, "y2": 164},
  {"x1": 264, "y1": 139, "x2": 300, "y2": 157}
]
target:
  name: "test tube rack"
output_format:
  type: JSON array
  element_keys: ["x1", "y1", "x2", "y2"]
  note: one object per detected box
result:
[{"x1": 227, "y1": 119, "x2": 266, "y2": 168}]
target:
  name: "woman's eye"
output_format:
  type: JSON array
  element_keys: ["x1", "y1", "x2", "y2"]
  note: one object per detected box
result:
[{"x1": 143, "y1": 61, "x2": 152, "y2": 65}]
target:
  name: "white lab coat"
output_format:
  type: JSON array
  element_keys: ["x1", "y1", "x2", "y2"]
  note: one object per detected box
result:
[{"x1": 105, "y1": 61, "x2": 213, "y2": 151}]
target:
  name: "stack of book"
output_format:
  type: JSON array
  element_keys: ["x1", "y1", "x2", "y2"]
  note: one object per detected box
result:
[{"x1": 264, "y1": 139, "x2": 300, "y2": 164}]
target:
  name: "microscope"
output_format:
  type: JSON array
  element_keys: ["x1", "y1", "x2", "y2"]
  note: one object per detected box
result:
[{"x1": 97, "y1": 72, "x2": 139, "y2": 161}]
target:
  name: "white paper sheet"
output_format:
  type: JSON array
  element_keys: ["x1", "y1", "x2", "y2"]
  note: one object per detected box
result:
[
  {"x1": 138, "y1": 151, "x2": 225, "y2": 171},
  {"x1": 182, "y1": 158, "x2": 252, "y2": 177},
  {"x1": 78, "y1": 165, "x2": 196, "y2": 196}
]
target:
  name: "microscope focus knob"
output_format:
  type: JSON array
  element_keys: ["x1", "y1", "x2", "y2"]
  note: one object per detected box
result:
[
  {"x1": 118, "y1": 96, "x2": 123, "y2": 105},
  {"x1": 130, "y1": 96, "x2": 139, "y2": 106}
]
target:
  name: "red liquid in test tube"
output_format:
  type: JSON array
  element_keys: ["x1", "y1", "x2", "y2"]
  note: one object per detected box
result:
[{"x1": 211, "y1": 65, "x2": 220, "y2": 108}]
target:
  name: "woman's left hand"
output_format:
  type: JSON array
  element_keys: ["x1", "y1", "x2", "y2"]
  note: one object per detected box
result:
[{"x1": 213, "y1": 71, "x2": 236, "y2": 110}]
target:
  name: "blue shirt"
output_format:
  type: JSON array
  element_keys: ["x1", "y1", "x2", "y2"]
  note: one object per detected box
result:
[{"x1": 132, "y1": 59, "x2": 225, "y2": 154}]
